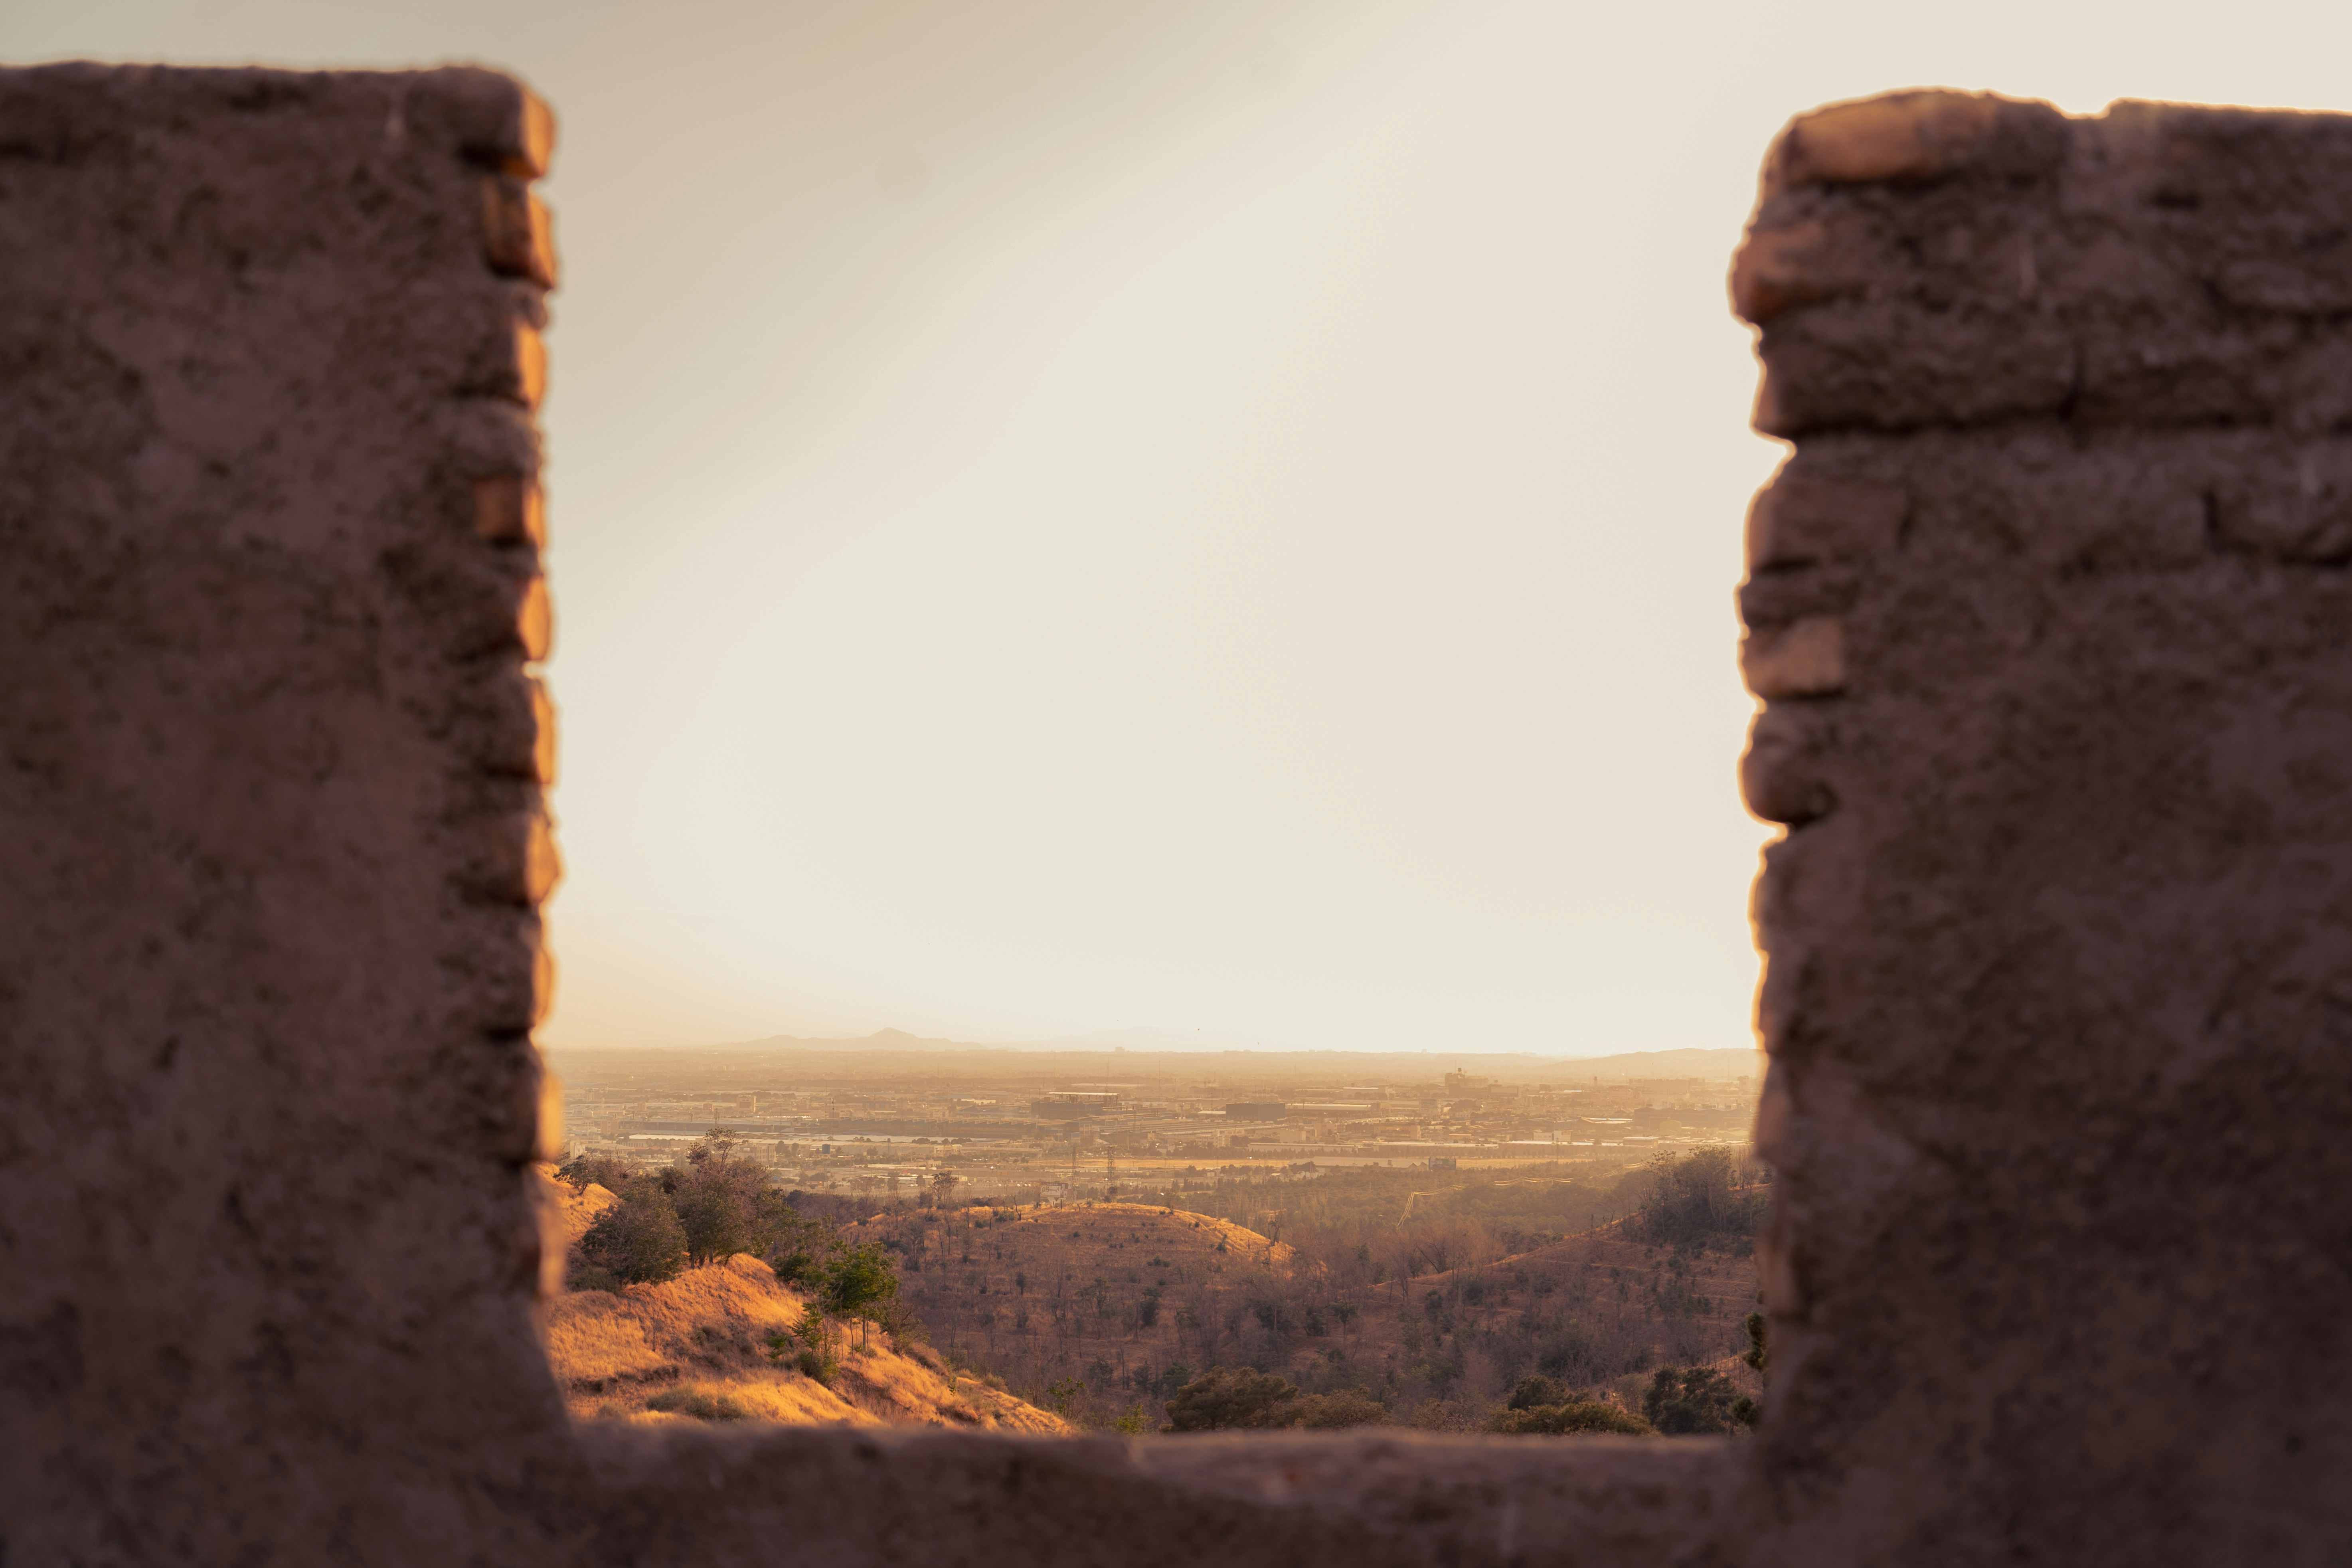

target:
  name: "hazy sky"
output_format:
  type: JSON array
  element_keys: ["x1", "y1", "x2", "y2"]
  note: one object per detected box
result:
[{"x1": 14, "y1": 1, "x2": 2352, "y2": 1052}]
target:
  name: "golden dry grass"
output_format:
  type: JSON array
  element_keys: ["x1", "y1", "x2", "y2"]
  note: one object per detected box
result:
[
  {"x1": 542, "y1": 1246, "x2": 1069, "y2": 1434},
  {"x1": 548, "y1": 1175, "x2": 620, "y2": 1246}
]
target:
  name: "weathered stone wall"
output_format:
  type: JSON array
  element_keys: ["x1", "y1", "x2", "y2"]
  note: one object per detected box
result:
[
  {"x1": 0, "y1": 62, "x2": 572, "y2": 1564},
  {"x1": 4, "y1": 67, "x2": 2347, "y2": 1568},
  {"x1": 1731, "y1": 92, "x2": 2352, "y2": 1566}
]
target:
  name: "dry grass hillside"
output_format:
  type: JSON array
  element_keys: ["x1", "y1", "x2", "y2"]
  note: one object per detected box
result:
[
  {"x1": 844, "y1": 1199, "x2": 1757, "y2": 1428},
  {"x1": 536, "y1": 1173, "x2": 1067, "y2": 1434}
]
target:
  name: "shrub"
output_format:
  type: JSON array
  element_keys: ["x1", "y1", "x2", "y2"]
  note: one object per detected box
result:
[
  {"x1": 564, "y1": 1262, "x2": 625, "y2": 1295},
  {"x1": 577, "y1": 1177, "x2": 689, "y2": 1285},
  {"x1": 1487, "y1": 1401, "x2": 1655, "y2": 1436},
  {"x1": 1642, "y1": 1366, "x2": 1744, "y2": 1435},
  {"x1": 1288, "y1": 1390, "x2": 1388, "y2": 1429},
  {"x1": 1164, "y1": 1366, "x2": 1299, "y2": 1430},
  {"x1": 766, "y1": 1306, "x2": 838, "y2": 1385},
  {"x1": 1507, "y1": 1375, "x2": 1569, "y2": 1411},
  {"x1": 675, "y1": 1128, "x2": 806, "y2": 1265},
  {"x1": 644, "y1": 1386, "x2": 750, "y2": 1421},
  {"x1": 1163, "y1": 1367, "x2": 1388, "y2": 1431}
]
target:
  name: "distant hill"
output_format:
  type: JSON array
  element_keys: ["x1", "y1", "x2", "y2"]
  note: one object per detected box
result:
[
  {"x1": 842, "y1": 1198, "x2": 1294, "y2": 1408},
  {"x1": 843, "y1": 1194, "x2": 1756, "y2": 1429}
]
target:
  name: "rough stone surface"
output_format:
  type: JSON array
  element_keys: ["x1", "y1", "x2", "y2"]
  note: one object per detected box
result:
[
  {"x1": 0, "y1": 60, "x2": 574, "y2": 1568},
  {"x1": 5, "y1": 67, "x2": 2348, "y2": 1567},
  {"x1": 1733, "y1": 89, "x2": 2352, "y2": 1568}
]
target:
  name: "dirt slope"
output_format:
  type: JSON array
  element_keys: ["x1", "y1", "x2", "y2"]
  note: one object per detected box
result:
[{"x1": 535, "y1": 1171, "x2": 1066, "y2": 1434}]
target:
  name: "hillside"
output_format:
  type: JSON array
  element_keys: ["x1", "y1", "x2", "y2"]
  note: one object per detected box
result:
[
  {"x1": 538, "y1": 1174, "x2": 1067, "y2": 1434},
  {"x1": 846, "y1": 1198, "x2": 1756, "y2": 1428}
]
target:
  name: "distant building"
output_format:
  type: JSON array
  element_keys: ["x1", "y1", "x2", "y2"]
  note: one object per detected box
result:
[
  {"x1": 1032, "y1": 1091, "x2": 1120, "y2": 1121},
  {"x1": 1222, "y1": 1101, "x2": 1285, "y2": 1119}
]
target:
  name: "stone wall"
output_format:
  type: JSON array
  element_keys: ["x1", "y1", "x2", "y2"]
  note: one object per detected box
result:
[
  {"x1": 1731, "y1": 91, "x2": 2352, "y2": 1566},
  {"x1": 2, "y1": 66, "x2": 2346, "y2": 1567},
  {"x1": 0, "y1": 61, "x2": 571, "y2": 1566}
]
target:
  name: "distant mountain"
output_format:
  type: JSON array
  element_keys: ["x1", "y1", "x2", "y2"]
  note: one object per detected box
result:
[{"x1": 860, "y1": 1028, "x2": 982, "y2": 1050}]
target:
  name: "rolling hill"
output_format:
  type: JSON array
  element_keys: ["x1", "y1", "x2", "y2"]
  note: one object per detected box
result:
[{"x1": 846, "y1": 1198, "x2": 1757, "y2": 1428}]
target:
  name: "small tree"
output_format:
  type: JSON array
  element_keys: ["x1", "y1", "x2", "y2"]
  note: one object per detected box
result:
[
  {"x1": 767, "y1": 1204, "x2": 845, "y2": 1287},
  {"x1": 672, "y1": 1127, "x2": 785, "y2": 1265},
  {"x1": 766, "y1": 1304, "x2": 838, "y2": 1385},
  {"x1": 575, "y1": 1177, "x2": 689, "y2": 1287},
  {"x1": 822, "y1": 1243, "x2": 900, "y2": 1347},
  {"x1": 1732, "y1": 1309, "x2": 1770, "y2": 1428},
  {"x1": 1642, "y1": 1366, "x2": 1744, "y2": 1435},
  {"x1": 556, "y1": 1153, "x2": 630, "y2": 1193},
  {"x1": 1636, "y1": 1149, "x2": 1767, "y2": 1250}
]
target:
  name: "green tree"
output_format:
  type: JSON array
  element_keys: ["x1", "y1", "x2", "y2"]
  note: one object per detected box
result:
[
  {"x1": 821, "y1": 1243, "x2": 901, "y2": 1347},
  {"x1": 1507, "y1": 1375, "x2": 1569, "y2": 1411},
  {"x1": 766, "y1": 1305, "x2": 839, "y2": 1386},
  {"x1": 575, "y1": 1176, "x2": 689, "y2": 1287},
  {"x1": 673, "y1": 1127, "x2": 792, "y2": 1265},
  {"x1": 1488, "y1": 1370, "x2": 1660, "y2": 1435},
  {"x1": 556, "y1": 1153, "x2": 630, "y2": 1193},
  {"x1": 767, "y1": 1204, "x2": 846, "y2": 1287},
  {"x1": 1642, "y1": 1366, "x2": 1744, "y2": 1435}
]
